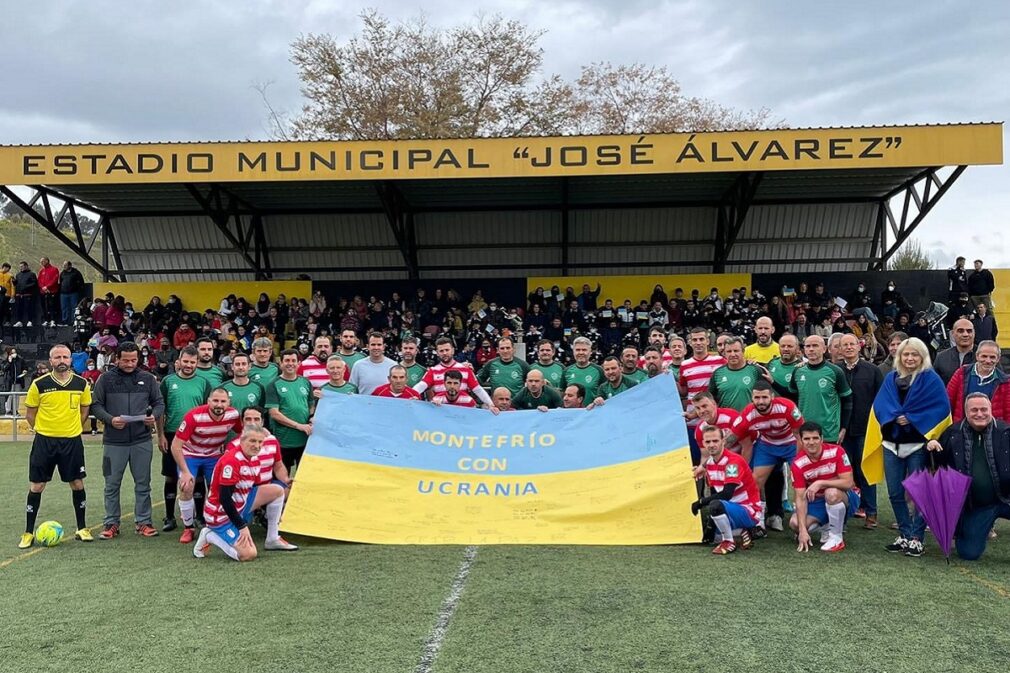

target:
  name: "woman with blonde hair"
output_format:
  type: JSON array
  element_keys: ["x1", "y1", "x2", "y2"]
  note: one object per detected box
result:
[{"x1": 863, "y1": 337, "x2": 952, "y2": 558}]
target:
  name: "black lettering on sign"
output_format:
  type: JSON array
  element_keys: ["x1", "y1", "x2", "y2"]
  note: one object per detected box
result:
[
  {"x1": 106, "y1": 154, "x2": 133, "y2": 174},
  {"x1": 711, "y1": 141, "x2": 732, "y2": 163},
  {"x1": 859, "y1": 137, "x2": 883, "y2": 158},
  {"x1": 23, "y1": 156, "x2": 45, "y2": 175},
  {"x1": 560, "y1": 146, "x2": 587, "y2": 166},
  {"x1": 137, "y1": 154, "x2": 164, "y2": 174},
  {"x1": 433, "y1": 149, "x2": 461, "y2": 169},
  {"x1": 630, "y1": 137, "x2": 653, "y2": 164},
  {"x1": 794, "y1": 139, "x2": 820, "y2": 160},
  {"x1": 310, "y1": 151, "x2": 337, "y2": 171},
  {"x1": 597, "y1": 145, "x2": 621, "y2": 166},
  {"x1": 276, "y1": 152, "x2": 300, "y2": 172},
  {"x1": 188, "y1": 153, "x2": 213, "y2": 173},
  {"x1": 238, "y1": 152, "x2": 266, "y2": 172},
  {"x1": 408, "y1": 149, "x2": 431, "y2": 169},
  {"x1": 676, "y1": 135, "x2": 703, "y2": 163},
  {"x1": 760, "y1": 140, "x2": 788, "y2": 161},
  {"x1": 82, "y1": 155, "x2": 106, "y2": 173},
  {"x1": 731, "y1": 141, "x2": 759, "y2": 161},
  {"x1": 360, "y1": 150, "x2": 383, "y2": 170},
  {"x1": 530, "y1": 147, "x2": 551, "y2": 167},
  {"x1": 53, "y1": 156, "x2": 77, "y2": 175},
  {"x1": 467, "y1": 148, "x2": 489, "y2": 168},
  {"x1": 829, "y1": 138, "x2": 853, "y2": 159}
]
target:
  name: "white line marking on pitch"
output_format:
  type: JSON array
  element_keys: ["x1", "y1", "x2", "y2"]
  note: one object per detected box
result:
[{"x1": 415, "y1": 545, "x2": 479, "y2": 673}]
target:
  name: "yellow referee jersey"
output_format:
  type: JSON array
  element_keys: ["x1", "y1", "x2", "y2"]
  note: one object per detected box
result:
[
  {"x1": 25, "y1": 373, "x2": 92, "y2": 438},
  {"x1": 744, "y1": 341, "x2": 781, "y2": 365}
]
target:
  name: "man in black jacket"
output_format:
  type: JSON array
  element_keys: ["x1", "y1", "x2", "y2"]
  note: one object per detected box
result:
[
  {"x1": 90, "y1": 342, "x2": 165, "y2": 539},
  {"x1": 947, "y1": 256, "x2": 969, "y2": 305},
  {"x1": 12, "y1": 261, "x2": 37, "y2": 327},
  {"x1": 58, "y1": 261, "x2": 85, "y2": 326},
  {"x1": 927, "y1": 393, "x2": 1010, "y2": 561},
  {"x1": 968, "y1": 259, "x2": 996, "y2": 311},
  {"x1": 840, "y1": 334, "x2": 884, "y2": 528},
  {"x1": 933, "y1": 319, "x2": 976, "y2": 385}
]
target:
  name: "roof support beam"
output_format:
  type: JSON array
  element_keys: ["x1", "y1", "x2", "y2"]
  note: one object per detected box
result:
[
  {"x1": 375, "y1": 181, "x2": 419, "y2": 280},
  {"x1": 560, "y1": 178, "x2": 570, "y2": 276},
  {"x1": 713, "y1": 172, "x2": 762, "y2": 273},
  {"x1": 0, "y1": 185, "x2": 119, "y2": 280},
  {"x1": 871, "y1": 165, "x2": 966, "y2": 271},
  {"x1": 184, "y1": 183, "x2": 268, "y2": 280}
]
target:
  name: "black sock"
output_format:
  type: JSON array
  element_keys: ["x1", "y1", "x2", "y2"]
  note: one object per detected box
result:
[
  {"x1": 72, "y1": 489, "x2": 87, "y2": 529},
  {"x1": 26, "y1": 491, "x2": 42, "y2": 534},
  {"x1": 164, "y1": 480, "x2": 177, "y2": 520},
  {"x1": 193, "y1": 479, "x2": 206, "y2": 520}
]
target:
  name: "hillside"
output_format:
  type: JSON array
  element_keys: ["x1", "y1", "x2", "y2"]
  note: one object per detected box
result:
[{"x1": 0, "y1": 217, "x2": 103, "y2": 282}]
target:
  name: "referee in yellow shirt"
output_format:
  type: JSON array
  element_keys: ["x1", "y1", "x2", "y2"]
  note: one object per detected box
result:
[
  {"x1": 744, "y1": 317, "x2": 781, "y2": 365},
  {"x1": 20, "y1": 344, "x2": 94, "y2": 548}
]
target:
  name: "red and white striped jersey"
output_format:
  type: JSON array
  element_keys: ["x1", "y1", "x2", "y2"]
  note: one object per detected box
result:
[
  {"x1": 203, "y1": 445, "x2": 261, "y2": 527},
  {"x1": 704, "y1": 450, "x2": 762, "y2": 520},
  {"x1": 695, "y1": 407, "x2": 742, "y2": 448},
  {"x1": 732, "y1": 398, "x2": 803, "y2": 446},
  {"x1": 431, "y1": 392, "x2": 478, "y2": 408},
  {"x1": 297, "y1": 355, "x2": 329, "y2": 389},
  {"x1": 790, "y1": 443, "x2": 851, "y2": 491},
  {"x1": 415, "y1": 361, "x2": 481, "y2": 397},
  {"x1": 372, "y1": 384, "x2": 422, "y2": 399},
  {"x1": 679, "y1": 355, "x2": 727, "y2": 426},
  {"x1": 638, "y1": 348, "x2": 674, "y2": 373},
  {"x1": 175, "y1": 404, "x2": 243, "y2": 457},
  {"x1": 226, "y1": 433, "x2": 282, "y2": 485}
]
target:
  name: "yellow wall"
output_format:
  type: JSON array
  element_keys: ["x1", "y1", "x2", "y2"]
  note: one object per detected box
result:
[
  {"x1": 94, "y1": 281, "x2": 311, "y2": 314},
  {"x1": 991, "y1": 270, "x2": 1010, "y2": 349},
  {"x1": 527, "y1": 273, "x2": 752, "y2": 307}
]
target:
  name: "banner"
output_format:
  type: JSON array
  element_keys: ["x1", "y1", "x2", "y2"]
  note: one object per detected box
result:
[
  {"x1": 1, "y1": 124, "x2": 1001, "y2": 184},
  {"x1": 282, "y1": 376, "x2": 699, "y2": 545},
  {"x1": 528, "y1": 273, "x2": 752, "y2": 309}
]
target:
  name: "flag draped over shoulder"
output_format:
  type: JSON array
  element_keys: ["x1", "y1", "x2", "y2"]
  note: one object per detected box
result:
[{"x1": 862, "y1": 370, "x2": 952, "y2": 484}]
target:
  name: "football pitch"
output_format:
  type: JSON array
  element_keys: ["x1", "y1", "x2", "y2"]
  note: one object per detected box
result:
[{"x1": 2, "y1": 440, "x2": 1009, "y2": 673}]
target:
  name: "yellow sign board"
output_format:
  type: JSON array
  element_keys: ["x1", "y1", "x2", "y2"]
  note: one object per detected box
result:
[
  {"x1": 94, "y1": 280, "x2": 311, "y2": 315},
  {"x1": 527, "y1": 273, "x2": 752, "y2": 308},
  {"x1": 0, "y1": 124, "x2": 1001, "y2": 185}
]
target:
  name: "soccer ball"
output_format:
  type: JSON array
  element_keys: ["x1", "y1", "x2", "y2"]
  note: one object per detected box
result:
[{"x1": 35, "y1": 521, "x2": 64, "y2": 547}]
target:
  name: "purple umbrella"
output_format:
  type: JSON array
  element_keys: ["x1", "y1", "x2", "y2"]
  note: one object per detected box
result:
[{"x1": 902, "y1": 466, "x2": 972, "y2": 562}]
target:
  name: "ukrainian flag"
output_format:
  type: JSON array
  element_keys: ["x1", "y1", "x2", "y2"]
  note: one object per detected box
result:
[{"x1": 862, "y1": 370, "x2": 952, "y2": 484}]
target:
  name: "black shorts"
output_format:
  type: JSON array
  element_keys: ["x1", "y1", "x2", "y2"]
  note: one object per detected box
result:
[
  {"x1": 281, "y1": 445, "x2": 306, "y2": 472},
  {"x1": 29, "y1": 434, "x2": 86, "y2": 483},
  {"x1": 161, "y1": 432, "x2": 177, "y2": 478}
]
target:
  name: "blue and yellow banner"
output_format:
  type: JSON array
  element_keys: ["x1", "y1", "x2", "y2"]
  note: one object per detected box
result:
[{"x1": 282, "y1": 376, "x2": 699, "y2": 545}]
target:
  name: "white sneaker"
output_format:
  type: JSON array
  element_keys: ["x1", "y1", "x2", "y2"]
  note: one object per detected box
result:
[
  {"x1": 26, "y1": 321, "x2": 32, "y2": 327},
  {"x1": 766, "y1": 515, "x2": 784, "y2": 531},
  {"x1": 820, "y1": 534, "x2": 845, "y2": 552},
  {"x1": 264, "y1": 536, "x2": 299, "y2": 551},
  {"x1": 193, "y1": 526, "x2": 210, "y2": 558},
  {"x1": 13, "y1": 322, "x2": 22, "y2": 327}
]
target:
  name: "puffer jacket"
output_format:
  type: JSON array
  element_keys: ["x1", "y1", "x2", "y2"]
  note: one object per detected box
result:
[{"x1": 90, "y1": 366, "x2": 165, "y2": 445}]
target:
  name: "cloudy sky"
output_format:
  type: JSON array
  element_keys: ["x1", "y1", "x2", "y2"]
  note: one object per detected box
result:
[{"x1": 2, "y1": 0, "x2": 1007, "y2": 266}]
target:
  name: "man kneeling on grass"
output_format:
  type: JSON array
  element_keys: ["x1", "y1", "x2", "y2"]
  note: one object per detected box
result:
[
  {"x1": 790, "y1": 422, "x2": 858, "y2": 553},
  {"x1": 692, "y1": 425, "x2": 763, "y2": 554},
  {"x1": 194, "y1": 423, "x2": 292, "y2": 561}
]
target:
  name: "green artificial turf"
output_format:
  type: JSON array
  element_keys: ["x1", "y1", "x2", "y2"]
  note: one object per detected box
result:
[{"x1": 2, "y1": 440, "x2": 1008, "y2": 673}]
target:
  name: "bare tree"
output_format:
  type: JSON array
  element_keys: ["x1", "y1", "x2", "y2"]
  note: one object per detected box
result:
[{"x1": 285, "y1": 11, "x2": 777, "y2": 140}]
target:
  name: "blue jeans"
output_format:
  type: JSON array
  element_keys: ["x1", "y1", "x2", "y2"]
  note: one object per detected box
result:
[
  {"x1": 883, "y1": 448, "x2": 927, "y2": 540},
  {"x1": 956, "y1": 502, "x2": 1010, "y2": 561},
  {"x1": 61, "y1": 293, "x2": 78, "y2": 324},
  {"x1": 842, "y1": 434, "x2": 877, "y2": 516}
]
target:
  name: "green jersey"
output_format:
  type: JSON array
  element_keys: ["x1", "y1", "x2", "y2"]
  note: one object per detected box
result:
[
  {"x1": 477, "y1": 357, "x2": 530, "y2": 395},
  {"x1": 667, "y1": 364, "x2": 681, "y2": 382},
  {"x1": 336, "y1": 351, "x2": 366, "y2": 372},
  {"x1": 707, "y1": 364, "x2": 762, "y2": 412},
  {"x1": 624, "y1": 368, "x2": 649, "y2": 384},
  {"x1": 530, "y1": 362, "x2": 565, "y2": 389},
  {"x1": 221, "y1": 379, "x2": 266, "y2": 416},
  {"x1": 250, "y1": 362, "x2": 281, "y2": 390},
  {"x1": 788, "y1": 361, "x2": 852, "y2": 442},
  {"x1": 511, "y1": 385, "x2": 562, "y2": 410},
  {"x1": 767, "y1": 357, "x2": 801, "y2": 395},
  {"x1": 403, "y1": 363, "x2": 427, "y2": 387},
  {"x1": 322, "y1": 382, "x2": 357, "y2": 395},
  {"x1": 194, "y1": 364, "x2": 225, "y2": 388},
  {"x1": 266, "y1": 376, "x2": 313, "y2": 449},
  {"x1": 597, "y1": 375, "x2": 638, "y2": 400},
  {"x1": 160, "y1": 374, "x2": 212, "y2": 433},
  {"x1": 564, "y1": 363, "x2": 605, "y2": 405}
]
